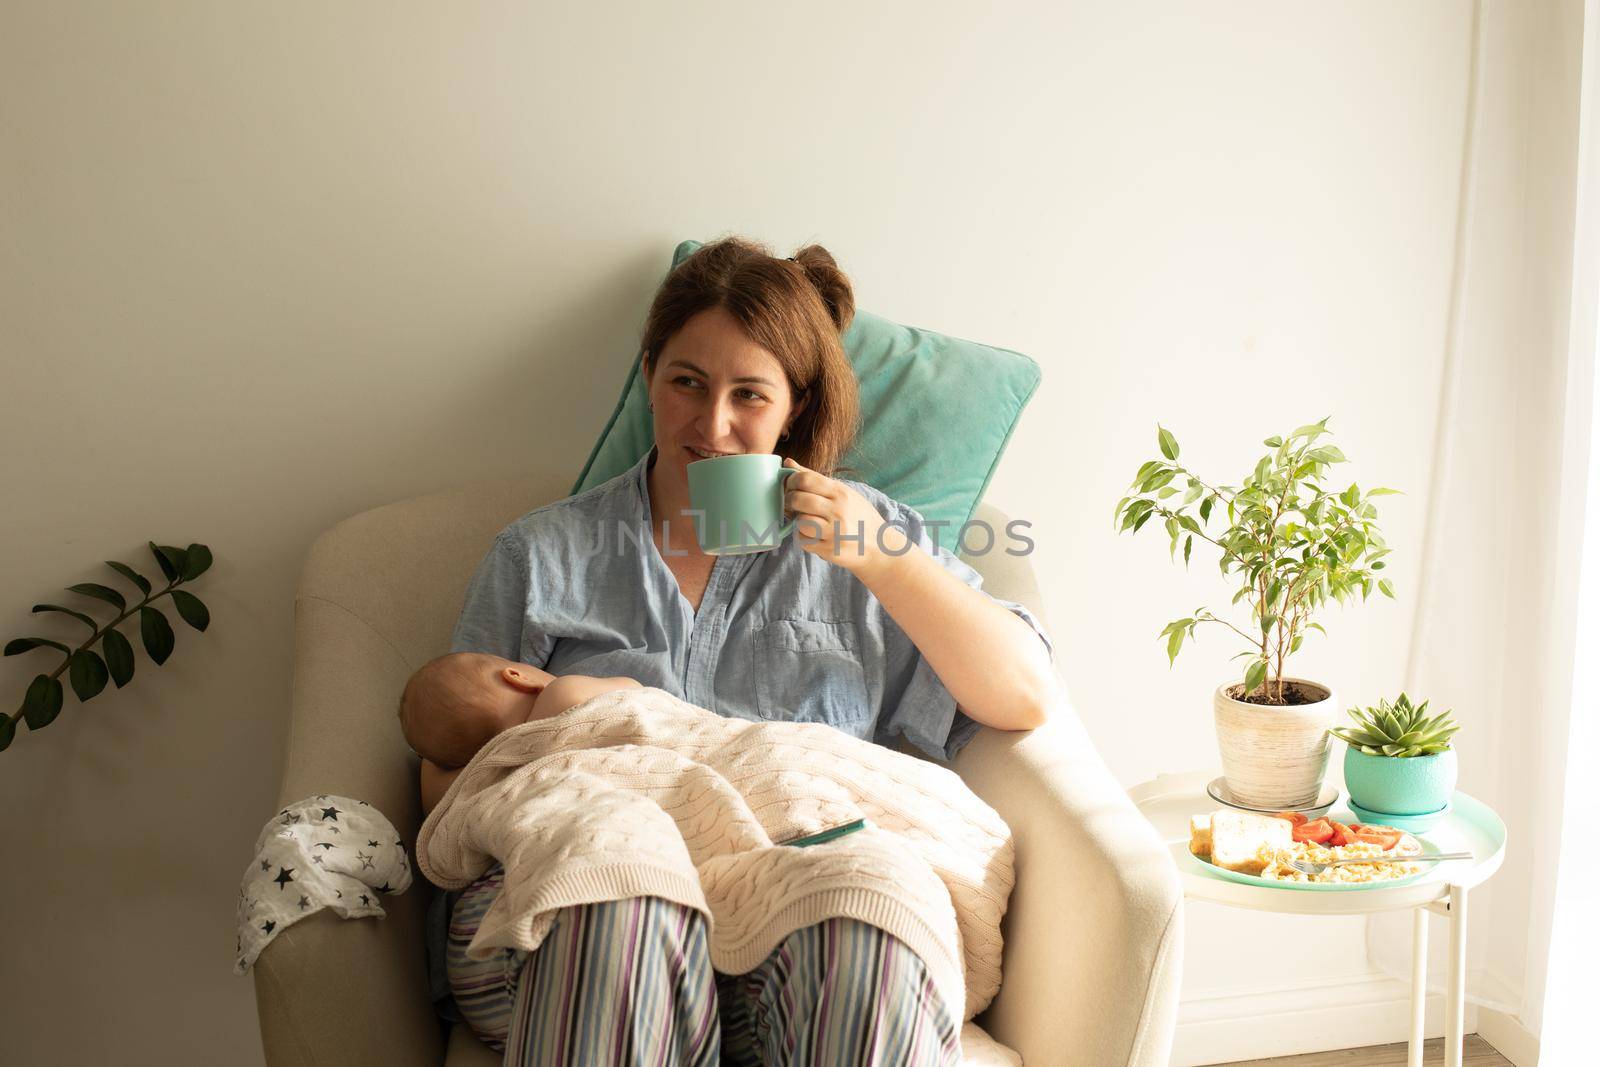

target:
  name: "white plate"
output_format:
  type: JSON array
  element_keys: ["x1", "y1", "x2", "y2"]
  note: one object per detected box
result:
[{"x1": 1205, "y1": 776, "x2": 1341, "y2": 819}]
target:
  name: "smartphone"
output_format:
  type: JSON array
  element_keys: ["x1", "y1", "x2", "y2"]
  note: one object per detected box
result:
[{"x1": 779, "y1": 818, "x2": 868, "y2": 847}]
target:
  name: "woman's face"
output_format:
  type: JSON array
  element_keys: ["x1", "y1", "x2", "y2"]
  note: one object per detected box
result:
[{"x1": 646, "y1": 307, "x2": 805, "y2": 484}]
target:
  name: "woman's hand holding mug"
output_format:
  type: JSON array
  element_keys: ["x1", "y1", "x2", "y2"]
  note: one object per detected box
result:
[{"x1": 780, "y1": 458, "x2": 896, "y2": 575}]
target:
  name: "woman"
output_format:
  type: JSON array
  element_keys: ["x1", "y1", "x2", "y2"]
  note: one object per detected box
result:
[{"x1": 436, "y1": 237, "x2": 1059, "y2": 1066}]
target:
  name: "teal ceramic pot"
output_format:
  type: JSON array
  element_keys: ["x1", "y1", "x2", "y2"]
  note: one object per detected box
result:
[{"x1": 1342, "y1": 746, "x2": 1458, "y2": 815}]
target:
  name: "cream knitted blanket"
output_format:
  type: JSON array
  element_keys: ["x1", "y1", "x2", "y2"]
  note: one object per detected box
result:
[{"x1": 417, "y1": 686, "x2": 1014, "y2": 1021}]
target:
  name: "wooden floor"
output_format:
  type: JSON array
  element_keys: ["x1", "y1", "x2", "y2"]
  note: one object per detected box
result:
[{"x1": 1221, "y1": 1034, "x2": 1510, "y2": 1066}]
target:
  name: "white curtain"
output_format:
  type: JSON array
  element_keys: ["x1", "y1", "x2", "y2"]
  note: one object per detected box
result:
[
  {"x1": 1365, "y1": 0, "x2": 1600, "y2": 1051},
  {"x1": 1531, "y1": 1, "x2": 1600, "y2": 1057}
]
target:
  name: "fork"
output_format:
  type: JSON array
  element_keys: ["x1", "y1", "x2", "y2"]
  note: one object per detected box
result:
[{"x1": 1291, "y1": 851, "x2": 1473, "y2": 876}]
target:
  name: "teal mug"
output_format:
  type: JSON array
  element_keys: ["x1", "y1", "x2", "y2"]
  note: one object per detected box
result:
[{"x1": 686, "y1": 453, "x2": 799, "y2": 555}]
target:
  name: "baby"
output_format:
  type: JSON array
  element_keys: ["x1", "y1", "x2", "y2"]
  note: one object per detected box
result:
[{"x1": 397, "y1": 651, "x2": 642, "y2": 814}]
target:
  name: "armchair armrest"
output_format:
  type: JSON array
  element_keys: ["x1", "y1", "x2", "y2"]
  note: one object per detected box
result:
[
  {"x1": 953, "y1": 700, "x2": 1183, "y2": 1067},
  {"x1": 254, "y1": 594, "x2": 442, "y2": 1066}
]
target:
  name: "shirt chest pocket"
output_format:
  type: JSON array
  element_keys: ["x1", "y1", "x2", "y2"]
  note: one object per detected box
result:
[{"x1": 752, "y1": 618, "x2": 873, "y2": 727}]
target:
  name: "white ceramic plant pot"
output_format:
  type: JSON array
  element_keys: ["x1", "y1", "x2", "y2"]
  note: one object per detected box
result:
[{"x1": 1213, "y1": 677, "x2": 1338, "y2": 809}]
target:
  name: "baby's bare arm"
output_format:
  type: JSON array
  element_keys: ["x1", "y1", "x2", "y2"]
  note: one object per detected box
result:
[
  {"x1": 532, "y1": 675, "x2": 643, "y2": 719},
  {"x1": 420, "y1": 758, "x2": 463, "y2": 816}
]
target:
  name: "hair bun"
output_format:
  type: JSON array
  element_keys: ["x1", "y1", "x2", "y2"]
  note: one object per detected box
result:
[{"x1": 788, "y1": 245, "x2": 856, "y2": 334}]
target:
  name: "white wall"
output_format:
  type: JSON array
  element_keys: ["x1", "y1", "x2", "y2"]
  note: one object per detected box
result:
[{"x1": 0, "y1": 2, "x2": 1572, "y2": 1063}]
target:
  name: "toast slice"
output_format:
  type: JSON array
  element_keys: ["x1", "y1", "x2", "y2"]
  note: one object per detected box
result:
[
  {"x1": 1208, "y1": 810, "x2": 1293, "y2": 874},
  {"x1": 1189, "y1": 813, "x2": 1213, "y2": 858}
]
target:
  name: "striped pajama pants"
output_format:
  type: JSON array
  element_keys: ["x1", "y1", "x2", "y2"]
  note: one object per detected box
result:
[{"x1": 447, "y1": 864, "x2": 962, "y2": 1066}]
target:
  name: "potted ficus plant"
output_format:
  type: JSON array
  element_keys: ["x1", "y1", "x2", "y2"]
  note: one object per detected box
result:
[{"x1": 1114, "y1": 417, "x2": 1398, "y2": 809}]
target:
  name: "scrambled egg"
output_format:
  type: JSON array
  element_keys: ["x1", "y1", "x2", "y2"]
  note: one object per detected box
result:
[{"x1": 1255, "y1": 840, "x2": 1420, "y2": 884}]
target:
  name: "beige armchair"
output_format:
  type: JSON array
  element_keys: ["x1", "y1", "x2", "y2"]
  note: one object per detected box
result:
[{"x1": 252, "y1": 473, "x2": 1184, "y2": 1066}]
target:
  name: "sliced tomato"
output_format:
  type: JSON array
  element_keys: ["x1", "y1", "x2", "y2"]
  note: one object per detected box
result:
[
  {"x1": 1293, "y1": 818, "x2": 1334, "y2": 844},
  {"x1": 1350, "y1": 826, "x2": 1404, "y2": 850},
  {"x1": 1328, "y1": 820, "x2": 1357, "y2": 848},
  {"x1": 1272, "y1": 811, "x2": 1309, "y2": 828}
]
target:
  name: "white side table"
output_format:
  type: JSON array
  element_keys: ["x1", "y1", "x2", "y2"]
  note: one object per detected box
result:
[{"x1": 1129, "y1": 771, "x2": 1507, "y2": 1067}]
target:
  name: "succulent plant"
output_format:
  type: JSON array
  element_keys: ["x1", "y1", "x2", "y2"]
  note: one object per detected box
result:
[{"x1": 1330, "y1": 693, "x2": 1457, "y2": 757}]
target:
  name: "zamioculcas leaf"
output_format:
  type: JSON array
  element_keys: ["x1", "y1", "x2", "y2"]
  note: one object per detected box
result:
[
  {"x1": 104, "y1": 561, "x2": 151, "y2": 595},
  {"x1": 67, "y1": 583, "x2": 125, "y2": 612},
  {"x1": 158, "y1": 544, "x2": 190, "y2": 578},
  {"x1": 31, "y1": 604, "x2": 98, "y2": 629},
  {"x1": 139, "y1": 606, "x2": 175, "y2": 665},
  {"x1": 148, "y1": 542, "x2": 179, "y2": 582},
  {"x1": 170, "y1": 590, "x2": 210, "y2": 632},
  {"x1": 22, "y1": 675, "x2": 63, "y2": 730},
  {"x1": 180, "y1": 544, "x2": 212, "y2": 581},
  {"x1": 102, "y1": 628, "x2": 135, "y2": 687},
  {"x1": 68, "y1": 650, "x2": 109, "y2": 702},
  {"x1": 5, "y1": 637, "x2": 71, "y2": 657}
]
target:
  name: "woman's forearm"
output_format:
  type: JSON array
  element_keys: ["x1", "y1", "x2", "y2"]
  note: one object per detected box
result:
[{"x1": 856, "y1": 527, "x2": 1059, "y2": 730}]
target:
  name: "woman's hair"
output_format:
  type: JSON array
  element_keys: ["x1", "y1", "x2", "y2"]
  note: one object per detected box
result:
[{"x1": 640, "y1": 236, "x2": 861, "y2": 475}]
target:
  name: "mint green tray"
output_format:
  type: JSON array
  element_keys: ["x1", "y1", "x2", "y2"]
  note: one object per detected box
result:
[
  {"x1": 1186, "y1": 831, "x2": 1442, "y2": 892},
  {"x1": 1184, "y1": 792, "x2": 1507, "y2": 893}
]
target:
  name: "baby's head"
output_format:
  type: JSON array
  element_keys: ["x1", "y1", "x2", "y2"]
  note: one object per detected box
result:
[{"x1": 397, "y1": 652, "x2": 554, "y2": 768}]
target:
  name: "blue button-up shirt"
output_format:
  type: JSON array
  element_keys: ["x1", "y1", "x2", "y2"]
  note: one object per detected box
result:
[{"x1": 449, "y1": 447, "x2": 1050, "y2": 763}]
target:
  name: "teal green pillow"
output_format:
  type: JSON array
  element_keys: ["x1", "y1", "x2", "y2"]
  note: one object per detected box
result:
[{"x1": 571, "y1": 240, "x2": 1041, "y2": 532}]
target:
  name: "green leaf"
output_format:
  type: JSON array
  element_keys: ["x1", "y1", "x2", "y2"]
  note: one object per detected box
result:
[
  {"x1": 1366, "y1": 487, "x2": 1402, "y2": 497},
  {"x1": 1290, "y1": 422, "x2": 1325, "y2": 440},
  {"x1": 1166, "y1": 625, "x2": 1186, "y2": 665},
  {"x1": 1132, "y1": 510, "x2": 1154, "y2": 533},
  {"x1": 1158, "y1": 425, "x2": 1179, "y2": 461},
  {"x1": 68, "y1": 650, "x2": 109, "y2": 702},
  {"x1": 1130, "y1": 461, "x2": 1163, "y2": 490},
  {"x1": 1244, "y1": 659, "x2": 1268, "y2": 695},
  {"x1": 171, "y1": 590, "x2": 210, "y2": 632},
  {"x1": 102, "y1": 628, "x2": 135, "y2": 687},
  {"x1": 1341, "y1": 483, "x2": 1361, "y2": 507},
  {"x1": 1184, "y1": 535, "x2": 1193, "y2": 567},
  {"x1": 1113, "y1": 496, "x2": 1131, "y2": 525},
  {"x1": 105, "y1": 561, "x2": 152, "y2": 595},
  {"x1": 148, "y1": 542, "x2": 180, "y2": 582},
  {"x1": 180, "y1": 544, "x2": 212, "y2": 581},
  {"x1": 1263, "y1": 436, "x2": 1283, "y2": 448},
  {"x1": 1253, "y1": 456, "x2": 1272, "y2": 485},
  {"x1": 4, "y1": 637, "x2": 71, "y2": 657},
  {"x1": 67, "y1": 583, "x2": 125, "y2": 612},
  {"x1": 1183, "y1": 482, "x2": 1204, "y2": 504},
  {"x1": 139, "y1": 606, "x2": 175, "y2": 665},
  {"x1": 1143, "y1": 470, "x2": 1177, "y2": 492},
  {"x1": 1200, "y1": 495, "x2": 1215, "y2": 522},
  {"x1": 1261, "y1": 613, "x2": 1277, "y2": 634},
  {"x1": 1379, "y1": 579, "x2": 1395, "y2": 599},
  {"x1": 30, "y1": 604, "x2": 98, "y2": 629},
  {"x1": 22, "y1": 674, "x2": 63, "y2": 730},
  {"x1": 0, "y1": 714, "x2": 13, "y2": 752},
  {"x1": 1307, "y1": 622, "x2": 1326, "y2": 635}
]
